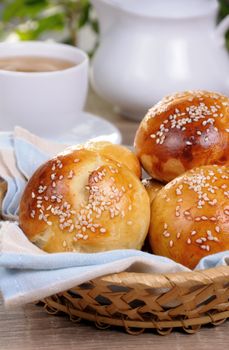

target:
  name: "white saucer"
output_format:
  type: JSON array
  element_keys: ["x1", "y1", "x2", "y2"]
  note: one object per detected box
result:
[{"x1": 53, "y1": 111, "x2": 122, "y2": 145}]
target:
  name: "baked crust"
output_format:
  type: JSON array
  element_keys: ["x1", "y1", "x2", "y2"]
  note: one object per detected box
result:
[
  {"x1": 19, "y1": 147, "x2": 150, "y2": 253},
  {"x1": 142, "y1": 178, "x2": 164, "y2": 204},
  {"x1": 135, "y1": 91, "x2": 229, "y2": 182},
  {"x1": 149, "y1": 165, "x2": 229, "y2": 269},
  {"x1": 73, "y1": 141, "x2": 141, "y2": 178}
]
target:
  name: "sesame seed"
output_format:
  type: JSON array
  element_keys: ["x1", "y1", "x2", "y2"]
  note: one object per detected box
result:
[
  {"x1": 176, "y1": 232, "x2": 181, "y2": 239},
  {"x1": 186, "y1": 141, "x2": 192, "y2": 146},
  {"x1": 68, "y1": 170, "x2": 74, "y2": 179},
  {"x1": 63, "y1": 240, "x2": 67, "y2": 247},
  {"x1": 176, "y1": 188, "x2": 182, "y2": 195},
  {"x1": 100, "y1": 228, "x2": 106, "y2": 233},
  {"x1": 163, "y1": 231, "x2": 170, "y2": 238}
]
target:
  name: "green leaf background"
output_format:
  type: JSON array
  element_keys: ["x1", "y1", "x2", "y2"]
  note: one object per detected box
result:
[
  {"x1": 0, "y1": 0, "x2": 98, "y2": 48},
  {"x1": 218, "y1": 0, "x2": 229, "y2": 49}
]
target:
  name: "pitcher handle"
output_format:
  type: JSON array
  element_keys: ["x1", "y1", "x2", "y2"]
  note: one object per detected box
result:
[{"x1": 216, "y1": 15, "x2": 229, "y2": 45}]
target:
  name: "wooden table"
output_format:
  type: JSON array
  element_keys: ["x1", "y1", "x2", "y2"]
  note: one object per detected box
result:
[{"x1": 0, "y1": 90, "x2": 228, "y2": 350}]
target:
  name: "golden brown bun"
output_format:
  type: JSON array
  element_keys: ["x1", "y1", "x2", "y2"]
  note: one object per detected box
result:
[
  {"x1": 135, "y1": 91, "x2": 229, "y2": 183},
  {"x1": 149, "y1": 165, "x2": 229, "y2": 269},
  {"x1": 142, "y1": 178, "x2": 164, "y2": 204},
  {"x1": 74, "y1": 141, "x2": 141, "y2": 178},
  {"x1": 19, "y1": 147, "x2": 150, "y2": 253}
]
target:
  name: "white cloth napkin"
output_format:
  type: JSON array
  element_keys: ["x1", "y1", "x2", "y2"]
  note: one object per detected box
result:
[{"x1": 0, "y1": 127, "x2": 228, "y2": 308}]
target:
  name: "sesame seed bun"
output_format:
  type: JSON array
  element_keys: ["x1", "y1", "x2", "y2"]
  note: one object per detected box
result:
[
  {"x1": 149, "y1": 165, "x2": 229, "y2": 269},
  {"x1": 134, "y1": 91, "x2": 229, "y2": 183},
  {"x1": 19, "y1": 147, "x2": 150, "y2": 253},
  {"x1": 142, "y1": 178, "x2": 164, "y2": 204}
]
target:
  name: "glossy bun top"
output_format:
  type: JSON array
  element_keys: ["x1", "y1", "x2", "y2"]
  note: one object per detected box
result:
[
  {"x1": 149, "y1": 165, "x2": 229, "y2": 269},
  {"x1": 135, "y1": 90, "x2": 229, "y2": 182},
  {"x1": 19, "y1": 147, "x2": 150, "y2": 253}
]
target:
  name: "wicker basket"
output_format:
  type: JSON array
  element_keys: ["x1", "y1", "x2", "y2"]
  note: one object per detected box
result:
[{"x1": 44, "y1": 265, "x2": 229, "y2": 335}]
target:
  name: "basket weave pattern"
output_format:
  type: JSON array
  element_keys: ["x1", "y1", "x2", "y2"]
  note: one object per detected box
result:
[{"x1": 44, "y1": 265, "x2": 229, "y2": 335}]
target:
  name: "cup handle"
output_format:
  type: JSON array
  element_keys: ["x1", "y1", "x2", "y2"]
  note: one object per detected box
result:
[{"x1": 216, "y1": 15, "x2": 229, "y2": 44}]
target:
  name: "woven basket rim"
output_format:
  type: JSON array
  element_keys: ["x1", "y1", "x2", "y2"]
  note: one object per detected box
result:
[
  {"x1": 96, "y1": 265, "x2": 229, "y2": 289},
  {"x1": 44, "y1": 264, "x2": 229, "y2": 335}
]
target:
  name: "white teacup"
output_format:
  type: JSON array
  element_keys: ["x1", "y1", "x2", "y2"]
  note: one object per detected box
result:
[{"x1": 0, "y1": 41, "x2": 88, "y2": 137}]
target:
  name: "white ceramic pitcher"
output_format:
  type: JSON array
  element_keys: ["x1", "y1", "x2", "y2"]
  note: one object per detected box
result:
[{"x1": 90, "y1": 0, "x2": 229, "y2": 120}]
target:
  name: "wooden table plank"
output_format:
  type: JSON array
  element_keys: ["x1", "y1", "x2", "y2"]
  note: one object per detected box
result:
[
  {"x1": 1, "y1": 299, "x2": 229, "y2": 350},
  {"x1": 0, "y1": 90, "x2": 229, "y2": 349}
]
